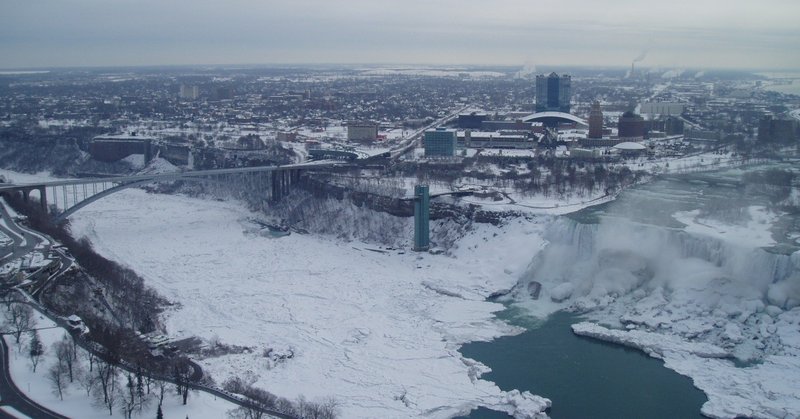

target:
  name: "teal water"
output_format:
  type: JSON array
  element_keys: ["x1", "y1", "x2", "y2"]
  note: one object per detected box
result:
[
  {"x1": 457, "y1": 165, "x2": 800, "y2": 419},
  {"x1": 458, "y1": 310, "x2": 707, "y2": 419},
  {"x1": 570, "y1": 164, "x2": 800, "y2": 253}
]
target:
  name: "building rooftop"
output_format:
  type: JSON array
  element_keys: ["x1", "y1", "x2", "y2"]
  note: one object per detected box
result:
[
  {"x1": 521, "y1": 112, "x2": 587, "y2": 126},
  {"x1": 614, "y1": 142, "x2": 647, "y2": 151}
]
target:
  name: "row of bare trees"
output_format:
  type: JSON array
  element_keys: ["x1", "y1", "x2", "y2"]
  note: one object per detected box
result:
[
  {"x1": 223, "y1": 376, "x2": 338, "y2": 419},
  {"x1": 4, "y1": 194, "x2": 168, "y2": 334},
  {"x1": 37, "y1": 330, "x2": 190, "y2": 418}
]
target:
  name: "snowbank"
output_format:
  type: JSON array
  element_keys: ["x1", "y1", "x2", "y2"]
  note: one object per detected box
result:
[
  {"x1": 137, "y1": 157, "x2": 179, "y2": 175},
  {"x1": 571, "y1": 322, "x2": 729, "y2": 359},
  {"x1": 673, "y1": 205, "x2": 778, "y2": 248}
]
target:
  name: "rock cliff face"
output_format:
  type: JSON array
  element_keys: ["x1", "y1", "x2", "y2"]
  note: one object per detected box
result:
[
  {"x1": 0, "y1": 134, "x2": 85, "y2": 175},
  {"x1": 0, "y1": 128, "x2": 139, "y2": 176},
  {"x1": 298, "y1": 175, "x2": 522, "y2": 226}
]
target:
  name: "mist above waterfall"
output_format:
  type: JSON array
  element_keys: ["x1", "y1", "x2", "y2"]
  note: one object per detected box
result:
[
  {"x1": 507, "y1": 167, "x2": 800, "y2": 419},
  {"x1": 520, "y1": 217, "x2": 800, "y2": 310}
]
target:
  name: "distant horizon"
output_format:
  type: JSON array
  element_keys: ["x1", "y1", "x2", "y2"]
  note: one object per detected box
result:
[
  {"x1": 1, "y1": 62, "x2": 798, "y2": 74},
  {"x1": 2, "y1": 1, "x2": 798, "y2": 72}
]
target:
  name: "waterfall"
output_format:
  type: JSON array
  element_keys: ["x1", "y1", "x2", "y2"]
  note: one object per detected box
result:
[{"x1": 521, "y1": 217, "x2": 800, "y2": 309}]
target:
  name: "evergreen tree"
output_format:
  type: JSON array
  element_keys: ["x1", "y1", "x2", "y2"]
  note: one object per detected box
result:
[
  {"x1": 136, "y1": 372, "x2": 145, "y2": 412},
  {"x1": 28, "y1": 330, "x2": 44, "y2": 372}
]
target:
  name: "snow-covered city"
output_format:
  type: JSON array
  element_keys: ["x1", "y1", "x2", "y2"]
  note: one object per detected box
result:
[{"x1": 1, "y1": 2, "x2": 800, "y2": 419}]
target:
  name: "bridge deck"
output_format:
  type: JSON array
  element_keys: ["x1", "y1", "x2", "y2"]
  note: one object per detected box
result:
[{"x1": 0, "y1": 160, "x2": 340, "y2": 190}]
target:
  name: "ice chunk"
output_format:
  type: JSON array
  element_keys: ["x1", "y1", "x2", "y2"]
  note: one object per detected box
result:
[{"x1": 550, "y1": 283, "x2": 574, "y2": 302}]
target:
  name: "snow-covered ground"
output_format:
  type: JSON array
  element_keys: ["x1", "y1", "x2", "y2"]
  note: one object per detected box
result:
[
  {"x1": 673, "y1": 205, "x2": 778, "y2": 248},
  {"x1": 2, "y1": 312, "x2": 240, "y2": 419},
  {"x1": 67, "y1": 188, "x2": 553, "y2": 418},
  {"x1": 0, "y1": 169, "x2": 59, "y2": 184},
  {"x1": 3, "y1": 155, "x2": 794, "y2": 418}
]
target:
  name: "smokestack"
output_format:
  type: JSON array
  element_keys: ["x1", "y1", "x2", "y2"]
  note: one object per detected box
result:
[{"x1": 631, "y1": 62, "x2": 634, "y2": 77}]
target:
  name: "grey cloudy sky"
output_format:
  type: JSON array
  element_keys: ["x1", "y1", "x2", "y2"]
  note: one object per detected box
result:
[{"x1": 1, "y1": 0, "x2": 799, "y2": 69}]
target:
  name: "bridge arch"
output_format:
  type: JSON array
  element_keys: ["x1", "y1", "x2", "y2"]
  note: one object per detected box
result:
[
  {"x1": 53, "y1": 178, "x2": 206, "y2": 222},
  {"x1": 0, "y1": 162, "x2": 339, "y2": 223},
  {"x1": 51, "y1": 174, "x2": 288, "y2": 223}
]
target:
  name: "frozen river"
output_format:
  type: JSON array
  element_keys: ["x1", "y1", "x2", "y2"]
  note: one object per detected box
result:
[
  {"x1": 3, "y1": 162, "x2": 799, "y2": 418},
  {"x1": 460, "y1": 163, "x2": 800, "y2": 418}
]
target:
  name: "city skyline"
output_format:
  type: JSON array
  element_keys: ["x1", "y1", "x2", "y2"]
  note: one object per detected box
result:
[{"x1": 1, "y1": 0, "x2": 799, "y2": 70}]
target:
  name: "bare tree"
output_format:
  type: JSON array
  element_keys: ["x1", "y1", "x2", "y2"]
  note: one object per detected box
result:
[
  {"x1": 83, "y1": 349, "x2": 96, "y2": 373},
  {"x1": 314, "y1": 397, "x2": 339, "y2": 419},
  {"x1": 274, "y1": 398, "x2": 296, "y2": 416},
  {"x1": 78, "y1": 364, "x2": 96, "y2": 396},
  {"x1": 47, "y1": 362, "x2": 66, "y2": 400},
  {"x1": 94, "y1": 361, "x2": 120, "y2": 414},
  {"x1": 226, "y1": 386, "x2": 277, "y2": 419},
  {"x1": 173, "y1": 358, "x2": 193, "y2": 405},
  {"x1": 1, "y1": 291, "x2": 18, "y2": 310},
  {"x1": 295, "y1": 396, "x2": 338, "y2": 419},
  {"x1": 54, "y1": 334, "x2": 77, "y2": 382},
  {"x1": 156, "y1": 378, "x2": 168, "y2": 406},
  {"x1": 28, "y1": 330, "x2": 44, "y2": 372},
  {"x1": 6, "y1": 303, "x2": 33, "y2": 345},
  {"x1": 121, "y1": 373, "x2": 137, "y2": 419}
]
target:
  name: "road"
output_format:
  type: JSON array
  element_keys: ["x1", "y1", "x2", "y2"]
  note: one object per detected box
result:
[
  {"x1": 0, "y1": 201, "x2": 72, "y2": 418},
  {"x1": 0, "y1": 337, "x2": 69, "y2": 419},
  {"x1": 388, "y1": 105, "x2": 471, "y2": 160},
  {"x1": 0, "y1": 198, "x2": 72, "y2": 301},
  {"x1": 0, "y1": 202, "x2": 38, "y2": 264}
]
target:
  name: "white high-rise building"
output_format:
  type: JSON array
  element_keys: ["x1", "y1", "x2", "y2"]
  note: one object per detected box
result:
[{"x1": 179, "y1": 84, "x2": 200, "y2": 100}]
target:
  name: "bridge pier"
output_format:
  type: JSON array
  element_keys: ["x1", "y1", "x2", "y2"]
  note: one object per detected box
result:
[
  {"x1": 269, "y1": 173, "x2": 274, "y2": 201},
  {"x1": 19, "y1": 186, "x2": 47, "y2": 212},
  {"x1": 271, "y1": 171, "x2": 282, "y2": 202},
  {"x1": 281, "y1": 171, "x2": 288, "y2": 198},
  {"x1": 38, "y1": 186, "x2": 47, "y2": 212},
  {"x1": 270, "y1": 170, "x2": 299, "y2": 203}
]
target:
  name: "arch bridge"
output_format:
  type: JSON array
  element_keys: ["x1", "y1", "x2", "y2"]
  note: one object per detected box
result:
[{"x1": 0, "y1": 161, "x2": 340, "y2": 223}]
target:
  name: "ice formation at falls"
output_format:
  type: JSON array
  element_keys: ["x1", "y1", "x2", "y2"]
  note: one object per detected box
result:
[
  {"x1": 514, "y1": 216, "x2": 800, "y2": 418},
  {"x1": 520, "y1": 217, "x2": 800, "y2": 310}
]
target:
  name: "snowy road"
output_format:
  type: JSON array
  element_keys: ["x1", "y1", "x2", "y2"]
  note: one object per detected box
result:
[{"x1": 0, "y1": 325, "x2": 69, "y2": 419}]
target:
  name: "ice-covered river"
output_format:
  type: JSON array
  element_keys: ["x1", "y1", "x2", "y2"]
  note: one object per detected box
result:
[
  {"x1": 461, "y1": 163, "x2": 800, "y2": 418},
  {"x1": 3, "y1": 162, "x2": 799, "y2": 418}
]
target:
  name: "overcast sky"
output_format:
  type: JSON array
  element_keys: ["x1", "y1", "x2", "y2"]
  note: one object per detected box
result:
[{"x1": 1, "y1": 0, "x2": 799, "y2": 70}]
